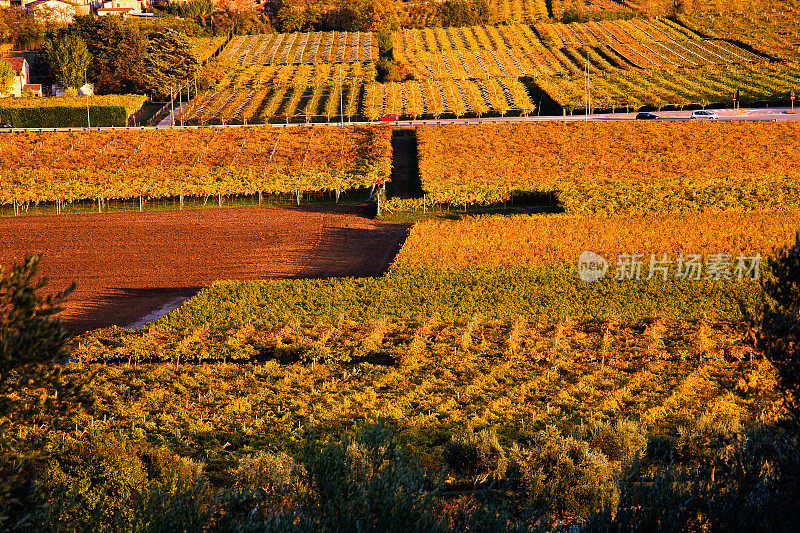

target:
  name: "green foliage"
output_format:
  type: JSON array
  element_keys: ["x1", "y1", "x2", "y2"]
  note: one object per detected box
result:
[
  {"x1": 0, "y1": 105, "x2": 126, "y2": 128},
  {"x1": 0, "y1": 94, "x2": 146, "y2": 127},
  {"x1": 443, "y1": 428, "x2": 506, "y2": 485},
  {"x1": 575, "y1": 420, "x2": 648, "y2": 467},
  {"x1": 506, "y1": 426, "x2": 619, "y2": 520},
  {"x1": 141, "y1": 29, "x2": 201, "y2": 99},
  {"x1": 155, "y1": 267, "x2": 762, "y2": 333},
  {"x1": 560, "y1": 8, "x2": 637, "y2": 23},
  {"x1": 93, "y1": 18, "x2": 148, "y2": 95},
  {"x1": 0, "y1": 58, "x2": 13, "y2": 96},
  {"x1": 34, "y1": 434, "x2": 209, "y2": 533},
  {"x1": 756, "y1": 233, "x2": 800, "y2": 419},
  {"x1": 435, "y1": 0, "x2": 491, "y2": 27},
  {"x1": 44, "y1": 33, "x2": 91, "y2": 91},
  {"x1": 302, "y1": 425, "x2": 442, "y2": 532},
  {"x1": 0, "y1": 254, "x2": 73, "y2": 374},
  {"x1": 587, "y1": 426, "x2": 800, "y2": 532}
]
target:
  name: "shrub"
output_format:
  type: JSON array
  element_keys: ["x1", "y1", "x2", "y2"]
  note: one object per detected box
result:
[
  {"x1": 506, "y1": 426, "x2": 619, "y2": 520},
  {"x1": 756, "y1": 233, "x2": 800, "y2": 420},
  {"x1": 576, "y1": 419, "x2": 647, "y2": 468},
  {"x1": 443, "y1": 429, "x2": 506, "y2": 485}
]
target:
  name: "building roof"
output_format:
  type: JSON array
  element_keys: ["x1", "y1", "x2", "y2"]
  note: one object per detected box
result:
[
  {"x1": 26, "y1": 0, "x2": 79, "y2": 7},
  {"x1": 0, "y1": 57, "x2": 26, "y2": 76}
]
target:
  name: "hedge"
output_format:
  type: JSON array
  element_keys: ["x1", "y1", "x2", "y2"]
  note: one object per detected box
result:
[{"x1": 0, "y1": 95, "x2": 147, "y2": 127}]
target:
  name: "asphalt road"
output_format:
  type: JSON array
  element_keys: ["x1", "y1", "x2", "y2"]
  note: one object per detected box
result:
[
  {"x1": 3, "y1": 107, "x2": 798, "y2": 133},
  {"x1": 373, "y1": 107, "x2": 800, "y2": 127}
]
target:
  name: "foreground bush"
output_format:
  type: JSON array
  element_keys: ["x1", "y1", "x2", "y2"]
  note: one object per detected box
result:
[{"x1": 2, "y1": 423, "x2": 799, "y2": 532}]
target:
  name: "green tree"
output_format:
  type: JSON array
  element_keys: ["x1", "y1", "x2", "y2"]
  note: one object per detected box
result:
[
  {"x1": 93, "y1": 17, "x2": 146, "y2": 94},
  {"x1": 44, "y1": 33, "x2": 92, "y2": 91},
  {"x1": 140, "y1": 29, "x2": 200, "y2": 99},
  {"x1": 0, "y1": 59, "x2": 13, "y2": 96},
  {"x1": 757, "y1": 233, "x2": 800, "y2": 421},
  {"x1": 0, "y1": 254, "x2": 74, "y2": 376}
]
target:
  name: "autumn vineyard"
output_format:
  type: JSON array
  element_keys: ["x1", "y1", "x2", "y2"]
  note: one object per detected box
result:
[{"x1": 2, "y1": 2, "x2": 800, "y2": 532}]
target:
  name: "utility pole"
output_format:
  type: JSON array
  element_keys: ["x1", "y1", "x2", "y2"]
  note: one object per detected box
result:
[
  {"x1": 339, "y1": 63, "x2": 344, "y2": 127},
  {"x1": 585, "y1": 57, "x2": 590, "y2": 122},
  {"x1": 85, "y1": 68, "x2": 90, "y2": 129}
]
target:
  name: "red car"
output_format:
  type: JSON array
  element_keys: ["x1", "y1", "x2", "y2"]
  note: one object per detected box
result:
[{"x1": 379, "y1": 113, "x2": 399, "y2": 122}]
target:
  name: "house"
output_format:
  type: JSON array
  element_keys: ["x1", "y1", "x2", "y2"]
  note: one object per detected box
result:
[
  {"x1": 25, "y1": 0, "x2": 85, "y2": 23},
  {"x1": 0, "y1": 57, "x2": 29, "y2": 98},
  {"x1": 51, "y1": 82, "x2": 94, "y2": 96},
  {"x1": 97, "y1": 0, "x2": 145, "y2": 15},
  {"x1": 23, "y1": 84, "x2": 43, "y2": 96}
]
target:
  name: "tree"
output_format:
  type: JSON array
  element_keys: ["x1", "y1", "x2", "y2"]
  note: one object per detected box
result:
[
  {"x1": 93, "y1": 17, "x2": 146, "y2": 94},
  {"x1": 44, "y1": 33, "x2": 92, "y2": 90},
  {"x1": 0, "y1": 59, "x2": 13, "y2": 96},
  {"x1": 141, "y1": 29, "x2": 200, "y2": 100},
  {"x1": 0, "y1": 254, "x2": 73, "y2": 377},
  {"x1": 756, "y1": 233, "x2": 800, "y2": 421}
]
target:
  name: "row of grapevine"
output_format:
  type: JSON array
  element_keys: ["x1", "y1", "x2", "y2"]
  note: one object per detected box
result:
[
  {"x1": 176, "y1": 64, "x2": 373, "y2": 124},
  {"x1": 678, "y1": 12, "x2": 800, "y2": 61},
  {"x1": 220, "y1": 32, "x2": 377, "y2": 66},
  {"x1": 363, "y1": 77, "x2": 535, "y2": 119},
  {"x1": 415, "y1": 121, "x2": 800, "y2": 208},
  {"x1": 487, "y1": 0, "x2": 550, "y2": 22},
  {"x1": 395, "y1": 209, "x2": 796, "y2": 270},
  {"x1": 394, "y1": 20, "x2": 764, "y2": 81},
  {"x1": 537, "y1": 61, "x2": 800, "y2": 111},
  {"x1": 0, "y1": 126, "x2": 391, "y2": 203}
]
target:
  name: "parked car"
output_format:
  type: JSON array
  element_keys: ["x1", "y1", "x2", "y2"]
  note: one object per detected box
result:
[
  {"x1": 635, "y1": 112, "x2": 660, "y2": 120},
  {"x1": 378, "y1": 113, "x2": 399, "y2": 122},
  {"x1": 0, "y1": 123, "x2": 12, "y2": 130},
  {"x1": 691, "y1": 110, "x2": 719, "y2": 120}
]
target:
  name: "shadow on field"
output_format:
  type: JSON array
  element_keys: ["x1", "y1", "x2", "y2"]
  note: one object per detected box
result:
[
  {"x1": 64, "y1": 287, "x2": 201, "y2": 334},
  {"x1": 294, "y1": 223, "x2": 411, "y2": 279}
]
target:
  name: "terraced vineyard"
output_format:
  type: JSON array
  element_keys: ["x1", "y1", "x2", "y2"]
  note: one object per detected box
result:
[
  {"x1": 474, "y1": 0, "x2": 637, "y2": 23},
  {"x1": 218, "y1": 31, "x2": 377, "y2": 66},
  {"x1": 679, "y1": 12, "x2": 800, "y2": 61},
  {"x1": 393, "y1": 19, "x2": 762, "y2": 77},
  {"x1": 179, "y1": 31, "x2": 377, "y2": 124},
  {"x1": 176, "y1": 63, "x2": 372, "y2": 125},
  {"x1": 390, "y1": 19, "x2": 794, "y2": 111},
  {"x1": 364, "y1": 77, "x2": 535, "y2": 120},
  {"x1": 487, "y1": 0, "x2": 550, "y2": 22}
]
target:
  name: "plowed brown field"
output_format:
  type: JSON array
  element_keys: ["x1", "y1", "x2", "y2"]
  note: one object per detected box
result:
[{"x1": 0, "y1": 205, "x2": 408, "y2": 333}]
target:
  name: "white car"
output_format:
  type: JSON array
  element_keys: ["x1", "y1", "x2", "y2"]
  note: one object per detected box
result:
[{"x1": 691, "y1": 110, "x2": 720, "y2": 120}]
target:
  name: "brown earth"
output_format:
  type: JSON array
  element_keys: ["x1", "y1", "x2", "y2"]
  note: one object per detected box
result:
[{"x1": 0, "y1": 205, "x2": 409, "y2": 333}]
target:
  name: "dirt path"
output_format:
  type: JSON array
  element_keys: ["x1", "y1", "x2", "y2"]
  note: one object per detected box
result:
[{"x1": 0, "y1": 205, "x2": 409, "y2": 333}]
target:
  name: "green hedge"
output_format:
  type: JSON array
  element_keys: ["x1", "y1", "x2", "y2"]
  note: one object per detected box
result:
[
  {"x1": 0, "y1": 95, "x2": 147, "y2": 127},
  {"x1": 0, "y1": 105, "x2": 128, "y2": 127}
]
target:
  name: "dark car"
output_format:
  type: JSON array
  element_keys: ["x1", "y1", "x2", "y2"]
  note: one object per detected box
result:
[
  {"x1": 635, "y1": 112, "x2": 660, "y2": 120},
  {"x1": 0, "y1": 123, "x2": 12, "y2": 130}
]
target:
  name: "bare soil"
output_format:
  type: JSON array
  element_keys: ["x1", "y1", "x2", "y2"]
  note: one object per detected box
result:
[{"x1": 0, "y1": 205, "x2": 409, "y2": 333}]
